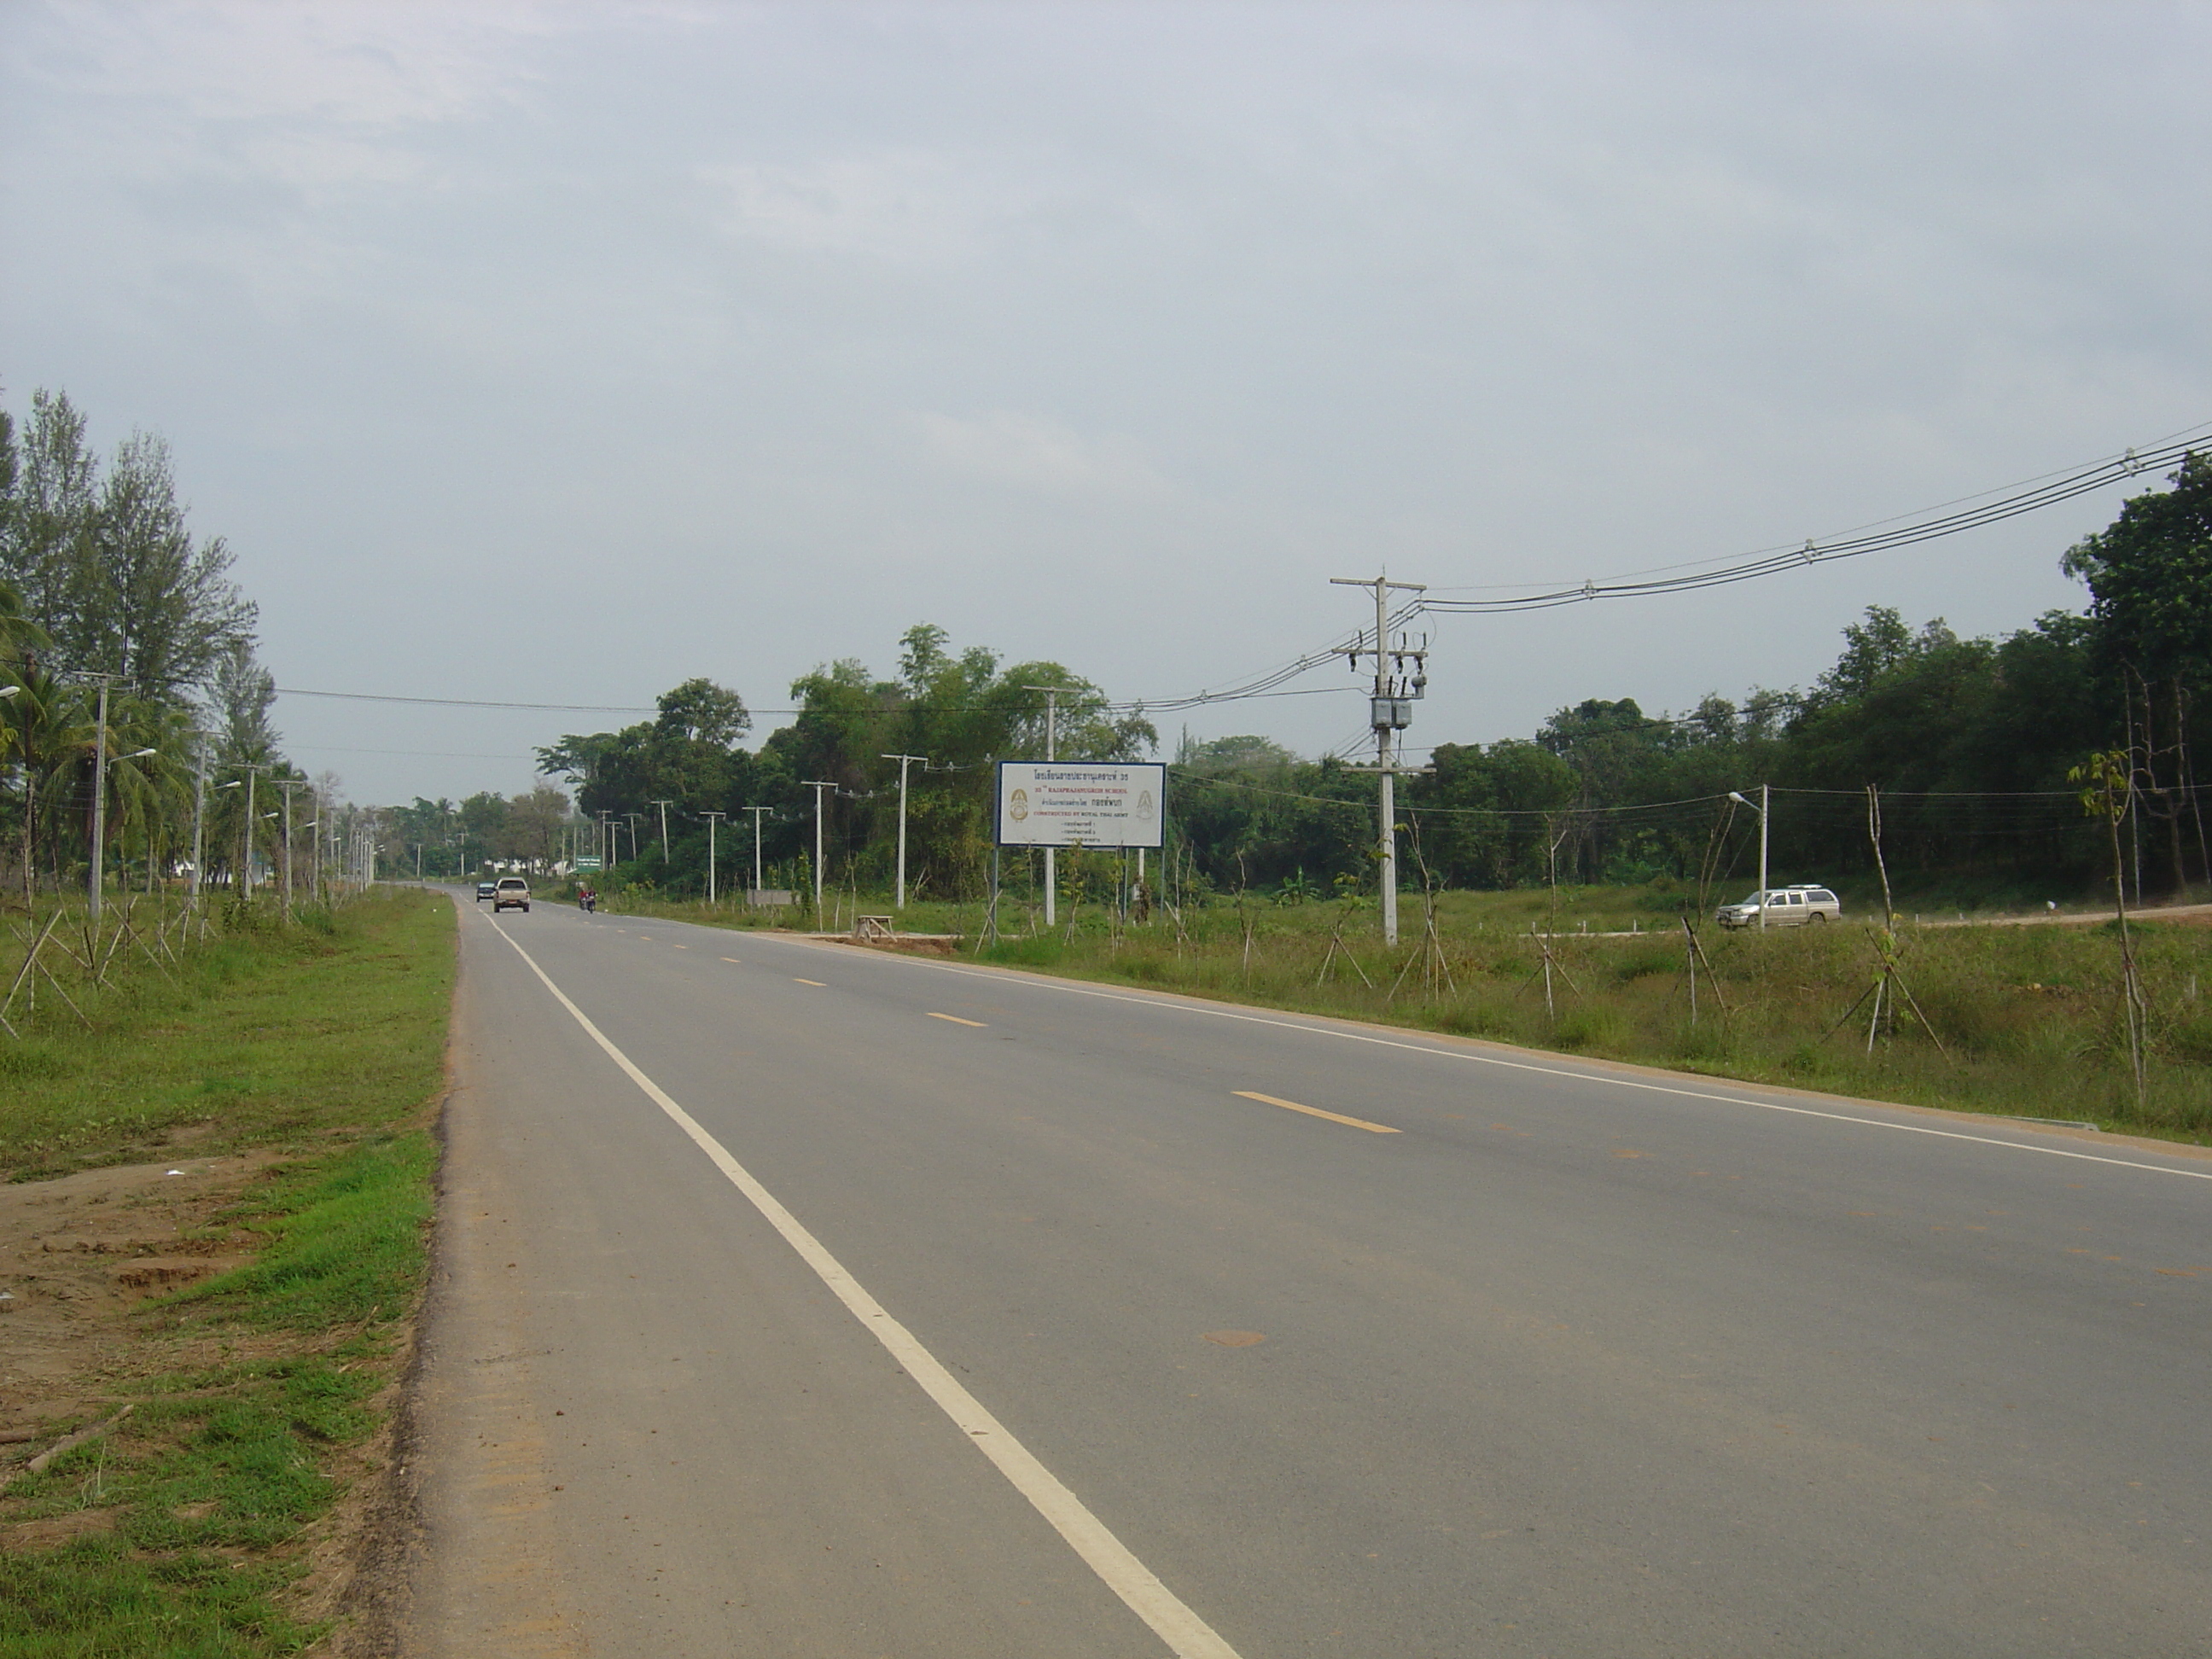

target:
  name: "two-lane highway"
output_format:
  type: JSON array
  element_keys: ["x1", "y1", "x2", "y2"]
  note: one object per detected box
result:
[{"x1": 405, "y1": 894, "x2": 2210, "y2": 1656}]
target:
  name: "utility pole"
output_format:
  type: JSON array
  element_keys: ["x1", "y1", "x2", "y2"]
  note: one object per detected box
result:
[
  {"x1": 1330, "y1": 574, "x2": 1428, "y2": 946},
  {"x1": 596, "y1": 810, "x2": 612, "y2": 870},
  {"x1": 217, "y1": 761, "x2": 272, "y2": 897},
  {"x1": 1726, "y1": 789, "x2": 1772, "y2": 931},
  {"x1": 701, "y1": 811, "x2": 727, "y2": 905},
  {"x1": 803, "y1": 783, "x2": 837, "y2": 923},
  {"x1": 623, "y1": 812, "x2": 643, "y2": 864},
  {"x1": 188, "y1": 735, "x2": 209, "y2": 909},
  {"x1": 85, "y1": 674, "x2": 125, "y2": 924},
  {"x1": 881, "y1": 754, "x2": 926, "y2": 910},
  {"x1": 278, "y1": 781, "x2": 310, "y2": 920},
  {"x1": 650, "y1": 799, "x2": 674, "y2": 862},
  {"x1": 1021, "y1": 686, "x2": 1062, "y2": 925},
  {"x1": 743, "y1": 806, "x2": 773, "y2": 895}
]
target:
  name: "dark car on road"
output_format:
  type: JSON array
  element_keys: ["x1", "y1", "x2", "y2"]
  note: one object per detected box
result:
[{"x1": 475, "y1": 882, "x2": 498, "y2": 903}]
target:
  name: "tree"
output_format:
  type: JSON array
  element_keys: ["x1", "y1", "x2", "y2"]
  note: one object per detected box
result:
[
  {"x1": 538, "y1": 678, "x2": 754, "y2": 831},
  {"x1": 84, "y1": 431, "x2": 256, "y2": 696},
  {"x1": 2062, "y1": 454, "x2": 2212, "y2": 890},
  {"x1": 0, "y1": 390, "x2": 98, "y2": 638},
  {"x1": 207, "y1": 639, "x2": 279, "y2": 763},
  {"x1": 1417, "y1": 740, "x2": 1578, "y2": 888},
  {"x1": 503, "y1": 785, "x2": 570, "y2": 869},
  {"x1": 2063, "y1": 453, "x2": 2212, "y2": 693},
  {"x1": 0, "y1": 393, "x2": 254, "y2": 694}
]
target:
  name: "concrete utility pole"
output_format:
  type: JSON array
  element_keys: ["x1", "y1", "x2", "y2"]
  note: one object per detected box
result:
[
  {"x1": 217, "y1": 762, "x2": 272, "y2": 896},
  {"x1": 803, "y1": 782, "x2": 837, "y2": 922},
  {"x1": 743, "y1": 806, "x2": 774, "y2": 894},
  {"x1": 188, "y1": 736, "x2": 209, "y2": 908},
  {"x1": 1330, "y1": 574, "x2": 1428, "y2": 946},
  {"x1": 84, "y1": 675, "x2": 131, "y2": 924},
  {"x1": 88, "y1": 677, "x2": 111, "y2": 923},
  {"x1": 1021, "y1": 686, "x2": 1062, "y2": 925},
  {"x1": 623, "y1": 812, "x2": 643, "y2": 864},
  {"x1": 1730, "y1": 787, "x2": 1771, "y2": 931},
  {"x1": 700, "y1": 812, "x2": 727, "y2": 905},
  {"x1": 277, "y1": 781, "x2": 310, "y2": 919},
  {"x1": 882, "y1": 754, "x2": 927, "y2": 910},
  {"x1": 651, "y1": 799, "x2": 674, "y2": 862}
]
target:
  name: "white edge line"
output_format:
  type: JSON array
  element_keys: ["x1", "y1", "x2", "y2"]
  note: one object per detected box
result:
[
  {"x1": 485, "y1": 918, "x2": 1240, "y2": 1659},
  {"x1": 768, "y1": 936, "x2": 2212, "y2": 1185}
]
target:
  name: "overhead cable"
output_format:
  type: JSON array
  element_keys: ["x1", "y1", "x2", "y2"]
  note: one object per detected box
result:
[{"x1": 1420, "y1": 424, "x2": 2210, "y2": 616}]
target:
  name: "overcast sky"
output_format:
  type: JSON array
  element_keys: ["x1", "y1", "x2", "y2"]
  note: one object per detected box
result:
[{"x1": 3, "y1": 1, "x2": 2207, "y2": 805}]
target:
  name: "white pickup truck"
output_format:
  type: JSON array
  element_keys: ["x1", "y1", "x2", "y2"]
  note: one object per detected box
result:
[{"x1": 492, "y1": 876, "x2": 531, "y2": 913}]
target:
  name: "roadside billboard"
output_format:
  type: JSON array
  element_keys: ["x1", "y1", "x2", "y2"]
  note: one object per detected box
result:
[{"x1": 995, "y1": 761, "x2": 1166, "y2": 849}]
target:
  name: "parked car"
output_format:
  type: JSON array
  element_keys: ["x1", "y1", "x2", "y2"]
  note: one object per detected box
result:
[
  {"x1": 475, "y1": 882, "x2": 498, "y2": 903},
  {"x1": 492, "y1": 876, "x2": 531, "y2": 913},
  {"x1": 1716, "y1": 885, "x2": 1840, "y2": 929}
]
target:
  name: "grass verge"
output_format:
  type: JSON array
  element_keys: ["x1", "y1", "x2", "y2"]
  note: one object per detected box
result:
[{"x1": 0, "y1": 887, "x2": 454, "y2": 1656}]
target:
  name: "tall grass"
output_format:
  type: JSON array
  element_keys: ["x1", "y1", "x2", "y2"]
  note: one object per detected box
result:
[
  {"x1": 0, "y1": 890, "x2": 453, "y2": 1179},
  {"x1": 0, "y1": 888, "x2": 455, "y2": 1656}
]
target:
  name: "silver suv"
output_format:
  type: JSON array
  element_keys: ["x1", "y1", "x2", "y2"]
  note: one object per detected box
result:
[
  {"x1": 1716, "y1": 885, "x2": 1840, "y2": 929},
  {"x1": 492, "y1": 876, "x2": 531, "y2": 914}
]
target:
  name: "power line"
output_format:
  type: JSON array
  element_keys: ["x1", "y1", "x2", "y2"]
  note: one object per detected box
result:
[
  {"x1": 273, "y1": 678, "x2": 1367, "y2": 719},
  {"x1": 276, "y1": 688, "x2": 662, "y2": 714},
  {"x1": 273, "y1": 421, "x2": 2206, "y2": 730},
  {"x1": 1420, "y1": 425, "x2": 2210, "y2": 616}
]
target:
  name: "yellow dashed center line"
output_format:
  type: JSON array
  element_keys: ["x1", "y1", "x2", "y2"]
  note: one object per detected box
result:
[
  {"x1": 794, "y1": 978, "x2": 827, "y2": 987},
  {"x1": 927, "y1": 1012, "x2": 987, "y2": 1027},
  {"x1": 1233, "y1": 1090, "x2": 1400, "y2": 1135},
  {"x1": 672, "y1": 944, "x2": 688, "y2": 950},
  {"x1": 719, "y1": 957, "x2": 742, "y2": 964}
]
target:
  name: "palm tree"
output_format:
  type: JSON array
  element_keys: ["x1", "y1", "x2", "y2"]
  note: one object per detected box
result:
[{"x1": 0, "y1": 661, "x2": 88, "y2": 908}]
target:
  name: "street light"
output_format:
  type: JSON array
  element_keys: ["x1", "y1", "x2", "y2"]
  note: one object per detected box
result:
[
  {"x1": 700, "y1": 811, "x2": 727, "y2": 907},
  {"x1": 276, "y1": 780, "x2": 311, "y2": 918},
  {"x1": 217, "y1": 765, "x2": 274, "y2": 892},
  {"x1": 882, "y1": 754, "x2": 927, "y2": 910},
  {"x1": 739, "y1": 806, "x2": 775, "y2": 902},
  {"x1": 89, "y1": 736, "x2": 160, "y2": 924},
  {"x1": 1727, "y1": 788, "x2": 1771, "y2": 932}
]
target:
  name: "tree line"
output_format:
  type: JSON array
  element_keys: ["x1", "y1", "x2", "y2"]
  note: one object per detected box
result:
[
  {"x1": 528, "y1": 456, "x2": 2209, "y2": 910},
  {"x1": 0, "y1": 383, "x2": 359, "y2": 905}
]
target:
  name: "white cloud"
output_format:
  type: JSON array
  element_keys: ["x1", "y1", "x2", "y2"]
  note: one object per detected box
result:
[
  {"x1": 16, "y1": 0, "x2": 556, "y2": 128},
  {"x1": 700, "y1": 150, "x2": 1045, "y2": 266},
  {"x1": 911, "y1": 410, "x2": 1172, "y2": 499}
]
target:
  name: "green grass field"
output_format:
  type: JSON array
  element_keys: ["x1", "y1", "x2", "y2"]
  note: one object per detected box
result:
[{"x1": 0, "y1": 888, "x2": 454, "y2": 1656}]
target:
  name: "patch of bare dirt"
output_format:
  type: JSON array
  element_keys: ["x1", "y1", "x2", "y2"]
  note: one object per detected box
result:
[
  {"x1": 830, "y1": 933, "x2": 963, "y2": 957},
  {"x1": 0, "y1": 1149, "x2": 422, "y2": 1652},
  {"x1": 0, "y1": 1152, "x2": 280, "y2": 1435}
]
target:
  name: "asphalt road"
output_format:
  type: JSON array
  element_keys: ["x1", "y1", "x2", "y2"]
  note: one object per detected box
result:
[{"x1": 405, "y1": 893, "x2": 2211, "y2": 1658}]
